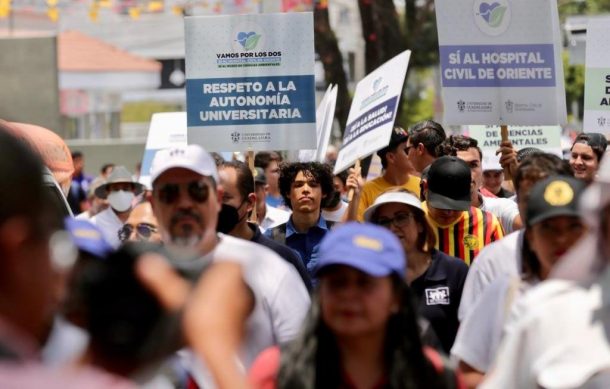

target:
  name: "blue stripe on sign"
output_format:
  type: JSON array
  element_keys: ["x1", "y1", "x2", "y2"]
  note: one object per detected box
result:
[
  {"x1": 186, "y1": 75, "x2": 315, "y2": 126},
  {"x1": 439, "y1": 44, "x2": 556, "y2": 88},
  {"x1": 341, "y1": 96, "x2": 398, "y2": 148}
]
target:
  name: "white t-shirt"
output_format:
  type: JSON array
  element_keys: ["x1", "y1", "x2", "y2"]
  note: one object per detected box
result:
[
  {"x1": 90, "y1": 207, "x2": 123, "y2": 248},
  {"x1": 260, "y1": 205, "x2": 291, "y2": 232},
  {"x1": 322, "y1": 201, "x2": 348, "y2": 223},
  {"x1": 185, "y1": 234, "x2": 311, "y2": 388},
  {"x1": 480, "y1": 195, "x2": 520, "y2": 234},
  {"x1": 481, "y1": 266, "x2": 610, "y2": 389},
  {"x1": 458, "y1": 230, "x2": 523, "y2": 321},
  {"x1": 451, "y1": 275, "x2": 537, "y2": 372}
]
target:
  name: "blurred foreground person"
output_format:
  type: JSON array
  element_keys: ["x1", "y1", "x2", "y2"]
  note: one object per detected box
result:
[
  {"x1": 149, "y1": 145, "x2": 309, "y2": 388},
  {"x1": 454, "y1": 176, "x2": 586, "y2": 388},
  {"x1": 62, "y1": 219, "x2": 178, "y2": 388},
  {"x1": 570, "y1": 132, "x2": 607, "y2": 183},
  {"x1": 249, "y1": 223, "x2": 464, "y2": 389},
  {"x1": 457, "y1": 153, "x2": 574, "y2": 321},
  {"x1": 0, "y1": 125, "x2": 132, "y2": 387},
  {"x1": 365, "y1": 189, "x2": 468, "y2": 353},
  {"x1": 480, "y1": 157, "x2": 610, "y2": 388}
]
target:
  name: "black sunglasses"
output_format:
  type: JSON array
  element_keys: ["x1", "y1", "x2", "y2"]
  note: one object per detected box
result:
[
  {"x1": 118, "y1": 223, "x2": 158, "y2": 242},
  {"x1": 155, "y1": 180, "x2": 210, "y2": 205}
]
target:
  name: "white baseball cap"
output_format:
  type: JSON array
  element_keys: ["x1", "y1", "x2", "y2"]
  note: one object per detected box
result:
[
  {"x1": 150, "y1": 145, "x2": 219, "y2": 185},
  {"x1": 363, "y1": 190, "x2": 423, "y2": 222}
]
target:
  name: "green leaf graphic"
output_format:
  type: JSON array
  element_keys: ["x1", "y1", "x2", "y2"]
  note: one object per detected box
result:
[
  {"x1": 244, "y1": 34, "x2": 261, "y2": 51},
  {"x1": 489, "y1": 6, "x2": 507, "y2": 28}
]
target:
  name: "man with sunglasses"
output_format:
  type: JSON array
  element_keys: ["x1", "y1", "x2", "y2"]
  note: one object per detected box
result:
[
  {"x1": 119, "y1": 201, "x2": 161, "y2": 244},
  {"x1": 149, "y1": 144, "x2": 310, "y2": 388},
  {"x1": 356, "y1": 126, "x2": 421, "y2": 221},
  {"x1": 405, "y1": 120, "x2": 447, "y2": 174}
]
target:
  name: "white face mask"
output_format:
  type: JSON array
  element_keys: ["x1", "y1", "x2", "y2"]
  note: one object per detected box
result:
[{"x1": 107, "y1": 190, "x2": 135, "y2": 212}]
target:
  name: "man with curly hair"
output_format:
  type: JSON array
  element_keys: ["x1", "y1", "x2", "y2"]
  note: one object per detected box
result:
[{"x1": 265, "y1": 162, "x2": 335, "y2": 277}]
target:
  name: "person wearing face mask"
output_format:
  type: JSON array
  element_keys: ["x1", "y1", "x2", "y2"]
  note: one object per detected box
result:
[
  {"x1": 218, "y1": 161, "x2": 312, "y2": 291},
  {"x1": 91, "y1": 166, "x2": 144, "y2": 248}
]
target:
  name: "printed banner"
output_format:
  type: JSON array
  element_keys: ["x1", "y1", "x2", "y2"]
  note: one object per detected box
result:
[
  {"x1": 583, "y1": 18, "x2": 610, "y2": 135},
  {"x1": 139, "y1": 112, "x2": 188, "y2": 189},
  {"x1": 334, "y1": 50, "x2": 411, "y2": 174},
  {"x1": 469, "y1": 125, "x2": 562, "y2": 170},
  {"x1": 435, "y1": 0, "x2": 566, "y2": 126},
  {"x1": 185, "y1": 12, "x2": 316, "y2": 151}
]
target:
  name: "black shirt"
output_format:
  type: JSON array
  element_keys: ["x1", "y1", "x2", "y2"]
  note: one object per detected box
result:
[
  {"x1": 248, "y1": 223, "x2": 313, "y2": 292},
  {"x1": 411, "y1": 250, "x2": 469, "y2": 354}
]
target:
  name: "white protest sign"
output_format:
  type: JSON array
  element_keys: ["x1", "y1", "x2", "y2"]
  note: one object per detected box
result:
[
  {"x1": 469, "y1": 125, "x2": 562, "y2": 170},
  {"x1": 435, "y1": 0, "x2": 566, "y2": 126},
  {"x1": 139, "y1": 112, "x2": 188, "y2": 189},
  {"x1": 299, "y1": 84, "x2": 333, "y2": 162},
  {"x1": 583, "y1": 18, "x2": 610, "y2": 135},
  {"x1": 333, "y1": 50, "x2": 411, "y2": 174},
  {"x1": 314, "y1": 85, "x2": 338, "y2": 163},
  {"x1": 185, "y1": 13, "x2": 316, "y2": 151}
]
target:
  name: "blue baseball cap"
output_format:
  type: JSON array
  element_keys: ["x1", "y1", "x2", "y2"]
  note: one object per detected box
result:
[
  {"x1": 64, "y1": 217, "x2": 113, "y2": 258},
  {"x1": 314, "y1": 222, "x2": 406, "y2": 277}
]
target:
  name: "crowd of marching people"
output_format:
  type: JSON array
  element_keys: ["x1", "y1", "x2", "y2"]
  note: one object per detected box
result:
[{"x1": 2, "y1": 117, "x2": 610, "y2": 389}]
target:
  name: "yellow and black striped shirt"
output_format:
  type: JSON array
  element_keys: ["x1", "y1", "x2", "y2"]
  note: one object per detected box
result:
[{"x1": 424, "y1": 205, "x2": 504, "y2": 266}]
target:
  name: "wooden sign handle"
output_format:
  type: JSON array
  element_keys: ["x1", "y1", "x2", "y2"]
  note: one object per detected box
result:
[
  {"x1": 500, "y1": 125, "x2": 512, "y2": 180},
  {"x1": 248, "y1": 149, "x2": 257, "y2": 223},
  {"x1": 347, "y1": 159, "x2": 361, "y2": 202}
]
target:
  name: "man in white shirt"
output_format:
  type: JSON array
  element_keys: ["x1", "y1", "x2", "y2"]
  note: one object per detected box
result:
[
  {"x1": 480, "y1": 155, "x2": 610, "y2": 389},
  {"x1": 149, "y1": 145, "x2": 310, "y2": 388},
  {"x1": 91, "y1": 166, "x2": 144, "y2": 248},
  {"x1": 458, "y1": 152, "x2": 574, "y2": 321}
]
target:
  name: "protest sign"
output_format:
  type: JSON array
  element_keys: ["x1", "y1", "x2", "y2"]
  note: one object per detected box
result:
[
  {"x1": 185, "y1": 13, "x2": 316, "y2": 151},
  {"x1": 139, "y1": 112, "x2": 188, "y2": 189},
  {"x1": 469, "y1": 125, "x2": 563, "y2": 170},
  {"x1": 299, "y1": 84, "x2": 333, "y2": 162},
  {"x1": 583, "y1": 18, "x2": 610, "y2": 135},
  {"x1": 435, "y1": 0, "x2": 566, "y2": 126},
  {"x1": 314, "y1": 85, "x2": 338, "y2": 163},
  {"x1": 333, "y1": 50, "x2": 411, "y2": 175}
]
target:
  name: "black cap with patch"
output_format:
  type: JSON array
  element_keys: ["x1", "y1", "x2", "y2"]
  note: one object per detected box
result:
[
  {"x1": 427, "y1": 156, "x2": 471, "y2": 211},
  {"x1": 526, "y1": 175, "x2": 585, "y2": 227}
]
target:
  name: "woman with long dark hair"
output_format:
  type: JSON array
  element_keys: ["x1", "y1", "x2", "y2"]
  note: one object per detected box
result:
[
  {"x1": 249, "y1": 222, "x2": 462, "y2": 389},
  {"x1": 364, "y1": 188, "x2": 468, "y2": 354}
]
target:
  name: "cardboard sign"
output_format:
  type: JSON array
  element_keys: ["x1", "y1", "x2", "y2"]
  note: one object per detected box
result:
[
  {"x1": 583, "y1": 18, "x2": 610, "y2": 135},
  {"x1": 333, "y1": 50, "x2": 411, "y2": 174},
  {"x1": 139, "y1": 112, "x2": 188, "y2": 189},
  {"x1": 185, "y1": 13, "x2": 316, "y2": 151},
  {"x1": 435, "y1": 0, "x2": 566, "y2": 126},
  {"x1": 469, "y1": 125, "x2": 563, "y2": 170}
]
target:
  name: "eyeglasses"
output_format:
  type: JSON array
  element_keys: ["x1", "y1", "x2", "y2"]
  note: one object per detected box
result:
[
  {"x1": 118, "y1": 223, "x2": 158, "y2": 242},
  {"x1": 375, "y1": 212, "x2": 414, "y2": 228},
  {"x1": 155, "y1": 180, "x2": 210, "y2": 205},
  {"x1": 403, "y1": 145, "x2": 413, "y2": 155}
]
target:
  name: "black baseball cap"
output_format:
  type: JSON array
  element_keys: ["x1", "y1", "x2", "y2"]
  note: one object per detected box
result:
[
  {"x1": 377, "y1": 127, "x2": 409, "y2": 158},
  {"x1": 427, "y1": 156, "x2": 471, "y2": 211},
  {"x1": 526, "y1": 175, "x2": 585, "y2": 227},
  {"x1": 253, "y1": 167, "x2": 266, "y2": 185}
]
